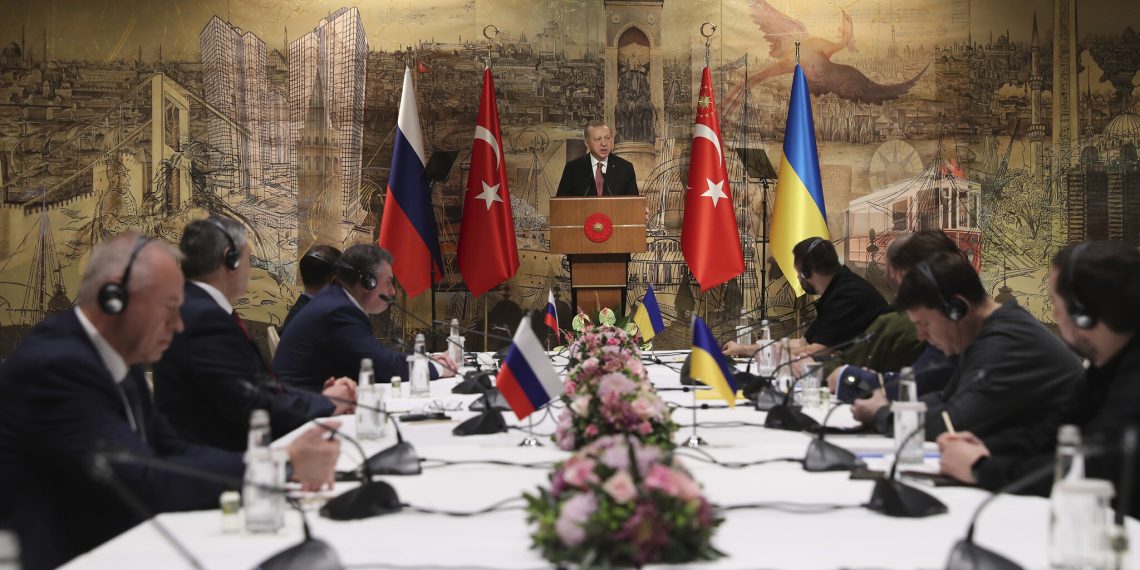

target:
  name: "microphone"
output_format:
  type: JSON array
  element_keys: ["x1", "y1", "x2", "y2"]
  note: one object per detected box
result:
[
  {"x1": 763, "y1": 331, "x2": 878, "y2": 431},
  {"x1": 734, "y1": 338, "x2": 783, "y2": 409},
  {"x1": 866, "y1": 422, "x2": 948, "y2": 518},
  {"x1": 802, "y1": 402, "x2": 866, "y2": 472},
  {"x1": 92, "y1": 446, "x2": 345, "y2": 569}
]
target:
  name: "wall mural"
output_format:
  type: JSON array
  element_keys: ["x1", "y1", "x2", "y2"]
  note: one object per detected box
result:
[{"x1": 1, "y1": 0, "x2": 1139, "y2": 355}]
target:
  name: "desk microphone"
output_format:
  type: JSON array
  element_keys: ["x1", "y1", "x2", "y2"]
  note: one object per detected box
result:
[
  {"x1": 763, "y1": 331, "x2": 877, "y2": 431},
  {"x1": 866, "y1": 422, "x2": 948, "y2": 518},
  {"x1": 92, "y1": 445, "x2": 345, "y2": 570},
  {"x1": 802, "y1": 403, "x2": 865, "y2": 472}
]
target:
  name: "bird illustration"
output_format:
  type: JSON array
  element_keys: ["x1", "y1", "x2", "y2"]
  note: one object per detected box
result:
[{"x1": 724, "y1": 0, "x2": 928, "y2": 115}]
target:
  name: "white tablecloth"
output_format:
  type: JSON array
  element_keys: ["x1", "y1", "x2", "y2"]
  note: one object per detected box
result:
[{"x1": 65, "y1": 354, "x2": 1140, "y2": 569}]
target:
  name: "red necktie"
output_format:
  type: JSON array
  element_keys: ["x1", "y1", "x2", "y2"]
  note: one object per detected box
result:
[
  {"x1": 594, "y1": 161, "x2": 604, "y2": 196},
  {"x1": 232, "y1": 310, "x2": 276, "y2": 380}
]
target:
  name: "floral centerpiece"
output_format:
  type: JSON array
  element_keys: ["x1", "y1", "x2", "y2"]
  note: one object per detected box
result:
[
  {"x1": 525, "y1": 435, "x2": 724, "y2": 567},
  {"x1": 554, "y1": 326, "x2": 676, "y2": 451}
]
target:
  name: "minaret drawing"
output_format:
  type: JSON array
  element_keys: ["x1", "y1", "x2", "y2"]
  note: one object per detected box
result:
[
  {"x1": 1054, "y1": 0, "x2": 1080, "y2": 243},
  {"x1": 1027, "y1": 12, "x2": 1046, "y2": 181},
  {"x1": 295, "y1": 70, "x2": 342, "y2": 261}
]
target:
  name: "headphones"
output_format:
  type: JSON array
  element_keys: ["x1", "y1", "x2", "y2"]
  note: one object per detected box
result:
[
  {"x1": 336, "y1": 260, "x2": 377, "y2": 290},
  {"x1": 98, "y1": 236, "x2": 151, "y2": 315},
  {"x1": 797, "y1": 237, "x2": 824, "y2": 280},
  {"x1": 302, "y1": 248, "x2": 336, "y2": 268},
  {"x1": 1065, "y1": 243, "x2": 1096, "y2": 329},
  {"x1": 204, "y1": 219, "x2": 241, "y2": 271},
  {"x1": 916, "y1": 260, "x2": 968, "y2": 322}
]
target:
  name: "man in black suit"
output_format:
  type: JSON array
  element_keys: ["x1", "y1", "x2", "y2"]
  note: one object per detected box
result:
[
  {"x1": 153, "y1": 217, "x2": 355, "y2": 452},
  {"x1": 274, "y1": 243, "x2": 458, "y2": 392},
  {"x1": 0, "y1": 233, "x2": 340, "y2": 570},
  {"x1": 281, "y1": 244, "x2": 341, "y2": 335},
  {"x1": 556, "y1": 120, "x2": 639, "y2": 197}
]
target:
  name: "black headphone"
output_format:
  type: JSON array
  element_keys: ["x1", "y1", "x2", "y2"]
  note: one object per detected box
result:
[
  {"x1": 336, "y1": 260, "x2": 377, "y2": 290},
  {"x1": 798, "y1": 237, "x2": 824, "y2": 281},
  {"x1": 916, "y1": 260, "x2": 968, "y2": 322},
  {"x1": 204, "y1": 219, "x2": 241, "y2": 271},
  {"x1": 98, "y1": 236, "x2": 151, "y2": 315},
  {"x1": 1065, "y1": 243, "x2": 1096, "y2": 329},
  {"x1": 302, "y1": 248, "x2": 336, "y2": 268}
]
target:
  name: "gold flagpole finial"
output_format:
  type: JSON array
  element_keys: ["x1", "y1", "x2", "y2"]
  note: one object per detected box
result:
[
  {"x1": 482, "y1": 25, "x2": 500, "y2": 70},
  {"x1": 700, "y1": 22, "x2": 717, "y2": 68},
  {"x1": 795, "y1": 40, "x2": 801, "y2": 64}
]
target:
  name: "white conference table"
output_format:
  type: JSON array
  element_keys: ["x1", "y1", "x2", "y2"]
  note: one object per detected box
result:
[{"x1": 66, "y1": 352, "x2": 1140, "y2": 569}]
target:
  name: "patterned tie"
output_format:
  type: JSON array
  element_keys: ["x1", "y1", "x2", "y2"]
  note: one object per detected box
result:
[
  {"x1": 594, "y1": 161, "x2": 604, "y2": 196},
  {"x1": 232, "y1": 310, "x2": 276, "y2": 380}
]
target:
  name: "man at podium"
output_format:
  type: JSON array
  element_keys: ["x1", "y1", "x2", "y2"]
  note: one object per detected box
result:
[{"x1": 556, "y1": 121, "x2": 639, "y2": 197}]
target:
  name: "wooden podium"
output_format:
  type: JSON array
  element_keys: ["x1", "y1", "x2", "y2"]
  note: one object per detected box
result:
[{"x1": 550, "y1": 196, "x2": 647, "y2": 317}]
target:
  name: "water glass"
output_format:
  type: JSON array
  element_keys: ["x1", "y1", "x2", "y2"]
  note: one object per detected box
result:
[{"x1": 1049, "y1": 479, "x2": 1116, "y2": 570}]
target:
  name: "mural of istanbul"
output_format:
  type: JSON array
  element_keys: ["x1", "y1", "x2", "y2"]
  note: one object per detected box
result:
[{"x1": 1, "y1": 0, "x2": 1139, "y2": 354}]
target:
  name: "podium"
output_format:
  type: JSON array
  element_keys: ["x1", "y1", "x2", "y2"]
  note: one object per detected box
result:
[{"x1": 549, "y1": 196, "x2": 647, "y2": 317}]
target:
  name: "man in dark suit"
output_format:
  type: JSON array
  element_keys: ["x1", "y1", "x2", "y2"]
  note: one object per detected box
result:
[
  {"x1": 153, "y1": 218, "x2": 355, "y2": 452},
  {"x1": 0, "y1": 233, "x2": 340, "y2": 570},
  {"x1": 556, "y1": 120, "x2": 639, "y2": 197},
  {"x1": 274, "y1": 243, "x2": 458, "y2": 392},
  {"x1": 281, "y1": 244, "x2": 341, "y2": 335}
]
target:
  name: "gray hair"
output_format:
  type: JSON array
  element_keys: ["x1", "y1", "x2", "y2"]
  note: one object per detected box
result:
[
  {"x1": 584, "y1": 120, "x2": 610, "y2": 139},
  {"x1": 179, "y1": 216, "x2": 249, "y2": 279},
  {"x1": 77, "y1": 232, "x2": 183, "y2": 305}
]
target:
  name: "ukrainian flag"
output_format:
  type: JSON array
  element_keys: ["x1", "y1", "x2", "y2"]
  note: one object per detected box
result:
[
  {"x1": 771, "y1": 65, "x2": 829, "y2": 297},
  {"x1": 632, "y1": 284, "x2": 666, "y2": 341},
  {"x1": 690, "y1": 317, "x2": 738, "y2": 407}
]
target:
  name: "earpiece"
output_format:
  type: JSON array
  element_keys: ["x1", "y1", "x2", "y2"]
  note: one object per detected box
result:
[
  {"x1": 98, "y1": 237, "x2": 151, "y2": 315},
  {"x1": 204, "y1": 219, "x2": 241, "y2": 271},
  {"x1": 916, "y1": 261, "x2": 967, "y2": 322}
]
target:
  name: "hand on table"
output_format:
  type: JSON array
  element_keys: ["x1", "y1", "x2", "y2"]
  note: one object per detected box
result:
[
  {"x1": 432, "y1": 353, "x2": 458, "y2": 378},
  {"x1": 850, "y1": 388, "x2": 887, "y2": 425},
  {"x1": 322, "y1": 377, "x2": 357, "y2": 414},
  {"x1": 937, "y1": 431, "x2": 989, "y2": 485},
  {"x1": 721, "y1": 340, "x2": 757, "y2": 358},
  {"x1": 286, "y1": 420, "x2": 342, "y2": 491}
]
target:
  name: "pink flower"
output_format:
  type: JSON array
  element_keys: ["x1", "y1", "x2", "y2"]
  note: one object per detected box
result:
[
  {"x1": 634, "y1": 445, "x2": 661, "y2": 474},
  {"x1": 630, "y1": 394, "x2": 658, "y2": 419},
  {"x1": 563, "y1": 380, "x2": 578, "y2": 395},
  {"x1": 562, "y1": 456, "x2": 599, "y2": 488},
  {"x1": 602, "y1": 471, "x2": 638, "y2": 504},
  {"x1": 643, "y1": 464, "x2": 679, "y2": 496},
  {"x1": 555, "y1": 491, "x2": 596, "y2": 547},
  {"x1": 581, "y1": 357, "x2": 599, "y2": 372},
  {"x1": 600, "y1": 443, "x2": 630, "y2": 471},
  {"x1": 598, "y1": 373, "x2": 636, "y2": 399},
  {"x1": 606, "y1": 337, "x2": 621, "y2": 346},
  {"x1": 584, "y1": 424, "x2": 599, "y2": 438},
  {"x1": 571, "y1": 395, "x2": 592, "y2": 417},
  {"x1": 555, "y1": 412, "x2": 576, "y2": 450},
  {"x1": 675, "y1": 470, "x2": 703, "y2": 502},
  {"x1": 637, "y1": 420, "x2": 652, "y2": 435},
  {"x1": 627, "y1": 358, "x2": 646, "y2": 379}
]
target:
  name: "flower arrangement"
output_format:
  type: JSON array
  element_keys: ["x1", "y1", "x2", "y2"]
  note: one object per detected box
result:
[
  {"x1": 554, "y1": 327, "x2": 676, "y2": 451},
  {"x1": 525, "y1": 435, "x2": 723, "y2": 567}
]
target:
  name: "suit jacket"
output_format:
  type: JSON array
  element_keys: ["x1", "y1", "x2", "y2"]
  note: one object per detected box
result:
[
  {"x1": 153, "y1": 283, "x2": 334, "y2": 451},
  {"x1": 0, "y1": 310, "x2": 244, "y2": 570},
  {"x1": 279, "y1": 292, "x2": 312, "y2": 335},
  {"x1": 273, "y1": 283, "x2": 437, "y2": 393},
  {"x1": 556, "y1": 153, "x2": 639, "y2": 197}
]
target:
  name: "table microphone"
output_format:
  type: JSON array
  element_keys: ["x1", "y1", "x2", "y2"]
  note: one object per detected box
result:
[
  {"x1": 763, "y1": 331, "x2": 877, "y2": 430},
  {"x1": 92, "y1": 445, "x2": 345, "y2": 570},
  {"x1": 866, "y1": 422, "x2": 948, "y2": 518},
  {"x1": 802, "y1": 402, "x2": 865, "y2": 472}
]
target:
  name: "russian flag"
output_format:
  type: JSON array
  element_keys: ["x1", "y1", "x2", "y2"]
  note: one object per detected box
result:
[
  {"x1": 496, "y1": 316, "x2": 562, "y2": 419},
  {"x1": 378, "y1": 67, "x2": 444, "y2": 298},
  {"x1": 544, "y1": 290, "x2": 559, "y2": 332}
]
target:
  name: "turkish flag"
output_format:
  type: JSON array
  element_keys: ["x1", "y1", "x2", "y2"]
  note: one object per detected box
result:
[
  {"x1": 457, "y1": 68, "x2": 519, "y2": 297},
  {"x1": 681, "y1": 67, "x2": 744, "y2": 291}
]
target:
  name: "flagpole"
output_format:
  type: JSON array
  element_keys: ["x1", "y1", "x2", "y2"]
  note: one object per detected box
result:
[
  {"x1": 685, "y1": 314, "x2": 708, "y2": 448},
  {"x1": 483, "y1": 295, "x2": 489, "y2": 353}
]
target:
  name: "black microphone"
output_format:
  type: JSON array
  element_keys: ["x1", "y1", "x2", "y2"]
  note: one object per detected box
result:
[
  {"x1": 763, "y1": 331, "x2": 878, "y2": 430},
  {"x1": 866, "y1": 422, "x2": 949, "y2": 518},
  {"x1": 93, "y1": 446, "x2": 345, "y2": 570},
  {"x1": 802, "y1": 402, "x2": 866, "y2": 472}
]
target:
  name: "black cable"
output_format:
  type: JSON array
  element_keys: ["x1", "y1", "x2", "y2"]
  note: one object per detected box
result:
[
  {"x1": 507, "y1": 425, "x2": 556, "y2": 437},
  {"x1": 673, "y1": 447, "x2": 802, "y2": 469},
  {"x1": 419, "y1": 458, "x2": 556, "y2": 470},
  {"x1": 402, "y1": 495, "x2": 527, "y2": 517},
  {"x1": 715, "y1": 501, "x2": 866, "y2": 513},
  {"x1": 674, "y1": 421, "x2": 769, "y2": 428}
]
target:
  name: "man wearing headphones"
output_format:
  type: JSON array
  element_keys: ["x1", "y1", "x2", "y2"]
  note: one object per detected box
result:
[
  {"x1": 724, "y1": 237, "x2": 888, "y2": 357},
  {"x1": 281, "y1": 244, "x2": 342, "y2": 335},
  {"x1": 273, "y1": 243, "x2": 458, "y2": 393},
  {"x1": 852, "y1": 251, "x2": 1082, "y2": 450},
  {"x1": 938, "y1": 241, "x2": 1140, "y2": 517},
  {"x1": 0, "y1": 233, "x2": 341, "y2": 570},
  {"x1": 153, "y1": 217, "x2": 355, "y2": 452}
]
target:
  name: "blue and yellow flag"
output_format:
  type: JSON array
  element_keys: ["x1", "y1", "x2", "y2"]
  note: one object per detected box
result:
[
  {"x1": 632, "y1": 284, "x2": 666, "y2": 341},
  {"x1": 690, "y1": 316, "x2": 738, "y2": 407},
  {"x1": 771, "y1": 65, "x2": 829, "y2": 297}
]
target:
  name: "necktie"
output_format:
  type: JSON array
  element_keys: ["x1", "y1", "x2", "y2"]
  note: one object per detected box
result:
[
  {"x1": 594, "y1": 161, "x2": 604, "y2": 196},
  {"x1": 118, "y1": 378, "x2": 147, "y2": 444},
  {"x1": 232, "y1": 310, "x2": 276, "y2": 380}
]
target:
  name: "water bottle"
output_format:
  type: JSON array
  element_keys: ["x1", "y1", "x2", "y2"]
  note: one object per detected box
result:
[
  {"x1": 890, "y1": 399, "x2": 927, "y2": 467},
  {"x1": 735, "y1": 309, "x2": 751, "y2": 345},
  {"x1": 774, "y1": 338, "x2": 794, "y2": 393},
  {"x1": 356, "y1": 358, "x2": 386, "y2": 440},
  {"x1": 391, "y1": 374, "x2": 403, "y2": 398},
  {"x1": 447, "y1": 318, "x2": 465, "y2": 369},
  {"x1": 1054, "y1": 424, "x2": 1084, "y2": 483},
  {"x1": 243, "y1": 409, "x2": 284, "y2": 533},
  {"x1": 756, "y1": 319, "x2": 775, "y2": 377},
  {"x1": 409, "y1": 333, "x2": 431, "y2": 397},
  {"x1": 0, "y1": 529, "x2": 20, "y2": 570},
  {"x1": 1049, "y1": 478, "x2": 1116, "y2": 570}
]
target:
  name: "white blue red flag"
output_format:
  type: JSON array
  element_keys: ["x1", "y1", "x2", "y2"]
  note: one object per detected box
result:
[
  {"x1": 378, "y1": 66, "x2": 443, "y2": 297},
  {"x1": 544, "y1": 290, "x2": 559, "y2": 332},
  {"x1": 496, "y1": 316, "x2": 561, "y2": 419}
]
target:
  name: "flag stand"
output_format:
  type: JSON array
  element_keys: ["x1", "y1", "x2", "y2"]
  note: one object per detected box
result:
[
  {"x1": 518, "y1": 413, "x2": 542, "y2": 447},
  {"x1": 684, "y1": 388, "x2": 708, "y2": 448}
]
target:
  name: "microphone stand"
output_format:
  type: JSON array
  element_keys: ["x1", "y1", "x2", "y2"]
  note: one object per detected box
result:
[
  {"x1": 94, "y1": 448, "x2": 345, "y2": 569},
  {"x1": 866, "y1": 423, "x2": 948, "y2": 518},
  {"x1": 762, "y1": 331, "x2": 878, "y2": 429}
]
